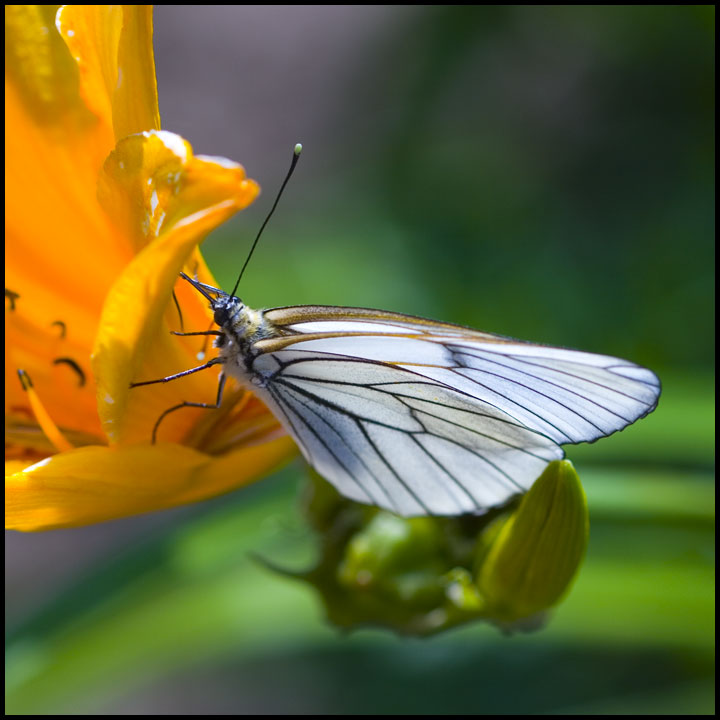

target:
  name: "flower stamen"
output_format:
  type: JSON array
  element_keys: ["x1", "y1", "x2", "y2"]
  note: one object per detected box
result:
[
  {"x1": 5, "y1": 288, "x2": 20, "y2": 311},
  {"x1": 16, "y1": 370, "x2": 74, "y2": 453},
  {"x1": 52, "y1": 357, "x2": 87, "y2": 387},
  {"x1": 50, "y1": 320, "x2": 67, "y2": 338}
]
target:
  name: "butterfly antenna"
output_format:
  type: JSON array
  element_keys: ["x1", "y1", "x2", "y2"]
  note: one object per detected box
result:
[{"x1": 230, "y1": 143, "x2": 302, "y2": 298}]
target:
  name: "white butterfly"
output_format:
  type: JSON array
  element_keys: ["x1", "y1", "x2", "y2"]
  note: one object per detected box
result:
[
  {"x1": 134, "y1": 274, "x2": 660, "y2": 517},
  {"x1": 130, "y1": 146, "x2": 660, "y2": 516}
]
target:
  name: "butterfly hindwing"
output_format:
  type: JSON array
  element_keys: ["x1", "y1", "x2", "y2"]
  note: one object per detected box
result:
[
  {"x1": 245, "y1": 306, "x2": 660, "y2": 516},
  {"x1": 252, "y1": 350, "x2": 562, "y2": 515}
]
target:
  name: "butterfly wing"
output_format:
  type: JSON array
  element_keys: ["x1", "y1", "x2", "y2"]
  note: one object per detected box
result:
[{"x1": 247, "y1": 306, "x2": 660, "y2": 516}]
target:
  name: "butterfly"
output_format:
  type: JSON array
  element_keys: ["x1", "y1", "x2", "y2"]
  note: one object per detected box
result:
[
  {"x1": 130, "y1": 146, "x2": 661, "y2": 516},
  {"x1": 133, "y1": 271, "x2": 661, "y2": 517}
]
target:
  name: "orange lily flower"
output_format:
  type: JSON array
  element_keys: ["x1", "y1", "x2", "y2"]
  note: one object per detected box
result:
[{"x1": 5, "y1": 5, "x2": 297, "y2": 531}]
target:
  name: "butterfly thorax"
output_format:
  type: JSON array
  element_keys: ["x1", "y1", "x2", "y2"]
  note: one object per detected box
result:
[{"x1": 212, "y1": 295, "x2": 278, "y2": 377}]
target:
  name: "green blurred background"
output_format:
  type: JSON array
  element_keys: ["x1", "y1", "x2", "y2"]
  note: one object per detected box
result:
[{"x1": 6, "y1": 6, "x2": 714, "y2": 714}]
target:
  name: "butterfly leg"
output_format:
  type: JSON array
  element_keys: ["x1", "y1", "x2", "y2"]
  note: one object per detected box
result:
[
  {"x1": 150, "y1": 372, "x2": 227, "y2": 444},
  {"x1": 129, "y1": 357, "x2": 226, "y2": 442},
  {"x1": 171, "y1": 290, "x2": 184, "y2": 331},
  {"x1": 168, "y1": 328, "x2": 220, "y2": 360},
  {"x1": 129, "y1": 357, "x2": 224, "y2": 389},
  {"x1": 169, "y1": 262, "x2": 202, "y2": 331}
]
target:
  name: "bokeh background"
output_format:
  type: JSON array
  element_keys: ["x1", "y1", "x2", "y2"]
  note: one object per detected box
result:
[{"x1": 6, "y1": 6, "x2": 714, "y2": 714}]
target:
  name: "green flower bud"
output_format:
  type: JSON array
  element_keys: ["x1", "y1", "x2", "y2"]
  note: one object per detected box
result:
[
  {"x1": 477, "y1": 460, "x2": 589, "y2": 621},
  {"x1": 338, "y1": 512, "x2": 447, "y2": 608},
  {"x1": 271, "y1": 464, "x2": 588, "y2": 636},
  {"x1": 443, "y1": 567, "x2": 484, "y2": 613}
]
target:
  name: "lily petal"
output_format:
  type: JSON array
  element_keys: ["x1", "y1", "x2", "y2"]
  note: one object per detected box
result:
[
  {"x1": 5, "y1": 436, "x2": 297, "y2": 532},
  {"x1": 57, "y1": 5, "x2": 160, "y2": 141},
  {"x1": 92, "y1": 130, "x2": 259, "y2": 445},
  {"x1": 6, "y1": 5, "x2": 131, "y2": 423},
  {"x1": 5, "y1": 6, "x2": 292, "y2": 534}
]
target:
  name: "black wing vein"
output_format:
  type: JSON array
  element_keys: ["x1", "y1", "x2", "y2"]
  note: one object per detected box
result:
[
  {"x1": 448, "y1": 350, "x2": 617, "y2": 430},
  {"x1": 265, "y1": 384, "x2": 381, "y2": 508},
  {"x1": 451, "y1": 344, "x2": 654, "y2": 406},
  {"x1": 273, "y1": 379, "x2": 431, "y2": 513}
]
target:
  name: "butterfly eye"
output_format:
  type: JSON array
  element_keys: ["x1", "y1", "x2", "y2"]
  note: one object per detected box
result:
[
  {"x1": 213, "y1": 306, "x2": 230, "y2": 326},
  {"x1": 213, "y1": 297, "x2": 243, "y2": 327}
]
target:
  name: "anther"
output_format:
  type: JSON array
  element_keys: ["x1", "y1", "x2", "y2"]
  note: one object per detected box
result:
[
  {"x1": 53, "y1": 357, "x2": 87, "y2": 387},
  {"x1": 5, "y1": 288, "x2": 20, "y2": 311},
  {"x1": 50, "y1": 320, "x2": 67, "y2": 338}
]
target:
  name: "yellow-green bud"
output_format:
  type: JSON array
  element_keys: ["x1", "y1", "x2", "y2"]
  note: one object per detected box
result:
[{"x1": 477, "y1": 460, "x2": 589, "y2": 621}]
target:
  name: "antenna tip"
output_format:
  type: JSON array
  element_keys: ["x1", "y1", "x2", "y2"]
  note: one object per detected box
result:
[{"x1": 294, "y1": 143, "x2": 303, "y2": 156}]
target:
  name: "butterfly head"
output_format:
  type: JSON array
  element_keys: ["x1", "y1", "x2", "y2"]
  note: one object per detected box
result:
[{"x1": 211, "y1": 294, "x2": 244, "y2": 329}]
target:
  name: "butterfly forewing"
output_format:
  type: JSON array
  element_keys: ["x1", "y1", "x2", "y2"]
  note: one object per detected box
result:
[{"x1": 234, "y1": 306, "x2": 660, "y2": 517}]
